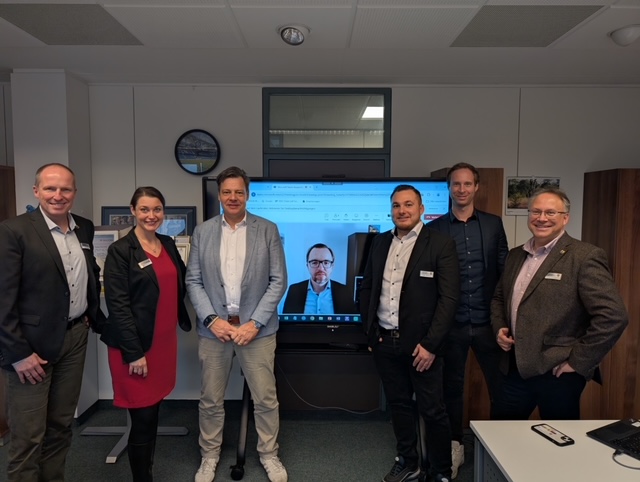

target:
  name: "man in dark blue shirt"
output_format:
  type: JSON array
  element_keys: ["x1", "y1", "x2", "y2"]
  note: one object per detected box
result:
[{"x1": 428, "y1": 163, "x2": 508, "y2": 478}]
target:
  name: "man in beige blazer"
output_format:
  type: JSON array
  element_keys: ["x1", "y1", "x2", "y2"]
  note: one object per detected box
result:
[{"x1": 491, "y1": 187, "x2": 627, "y2": 420}]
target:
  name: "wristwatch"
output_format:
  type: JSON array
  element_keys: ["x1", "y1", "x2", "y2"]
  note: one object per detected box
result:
[
  {"x1": 204, "y1": 314, "x2": 219, "y2": 329},
  {"x1": 252, "y1": 320, "x2": 263, "y2": 329}
]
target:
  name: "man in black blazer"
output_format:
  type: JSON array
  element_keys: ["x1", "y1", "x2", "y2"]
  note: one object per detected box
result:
[
  {"x1": 360, "y1": 185, "x2": 459, "y2": 482},
  {"x1": 0, "y1": 163, "x2": 105, "y2": 482},
  {"x1": 282, "y1": 243, "x2": 357, "y2": 314},
  {"x1": 428, "y1": 163, "x2": 508, "y2": 478}
]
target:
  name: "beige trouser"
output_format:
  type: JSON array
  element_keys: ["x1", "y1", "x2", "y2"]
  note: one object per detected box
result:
[{"x1": 198, "y1": 334, "x2": 280, "y2": 458}]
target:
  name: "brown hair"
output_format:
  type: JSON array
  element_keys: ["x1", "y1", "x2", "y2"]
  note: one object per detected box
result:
[{"x1": 446, "y1": 162, "x2": 480, "y2": 186}]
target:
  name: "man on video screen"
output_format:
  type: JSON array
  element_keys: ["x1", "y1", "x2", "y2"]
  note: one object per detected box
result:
[{"x1": 283, "y1": 243, "x2": 356, "y2": 315}]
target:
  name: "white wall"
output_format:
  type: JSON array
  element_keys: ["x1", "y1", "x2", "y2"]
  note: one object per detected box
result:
[
  {"x1": 90, "y1": 85, "x2": 263, "y2": 224},
  {"x1": 66, "y1": 74, "x2": 93, "y2": 218},
  {"x1": 391, "y1": 86, "x2": 521, "y2": 244},
  {"x1": 516, "y1": 87, "x2": 640, "y2": 245},
  {"x1": 89, "y1": 84, "x2": 640, "y2": 249}
]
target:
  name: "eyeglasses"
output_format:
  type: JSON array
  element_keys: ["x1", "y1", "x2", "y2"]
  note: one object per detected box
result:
[
  {"x1": 308, "y1": 260, "x2": 334, "y2": 268},
  {"x1": 528, "y1": 210, "x2": 568, "y2": 218}
]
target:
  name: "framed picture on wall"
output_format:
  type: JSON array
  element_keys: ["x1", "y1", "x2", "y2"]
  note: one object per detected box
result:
[
  {"x1": 175, "y1": 242, "x2": 190, "y2": 264},
  {"x1": 160, "y1": 207, "x2": 196, "y2": 236},
  {"x1": 505, "y1": 177, "x2": 560, "y2": 216},
  {"x1": 101, "y1": 206, "x2": 196, "y2": 236},
  {"x1": 101, "y1": 206, "x2": 135, "y2": 227}
]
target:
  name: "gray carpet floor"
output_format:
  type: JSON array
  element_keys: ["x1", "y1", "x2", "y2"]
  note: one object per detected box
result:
[{"x1": 0, "y1": 400, "x2": 475, "y2": 481}]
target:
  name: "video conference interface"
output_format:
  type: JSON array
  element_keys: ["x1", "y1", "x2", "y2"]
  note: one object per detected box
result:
[{"x1": 242, "y1": 180, "x2": 450, "y2": 323}]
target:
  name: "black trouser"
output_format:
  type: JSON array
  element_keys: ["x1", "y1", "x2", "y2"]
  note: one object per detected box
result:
[
  {"x1": 492, "y1": 356, "x2": 586, "y2": 420},
  {"x1": 442, "y1": 322, "x2": 503, "y2": 442},
  {"x1": 373, "y1": 334, "x2": 452, "y2": 478}
]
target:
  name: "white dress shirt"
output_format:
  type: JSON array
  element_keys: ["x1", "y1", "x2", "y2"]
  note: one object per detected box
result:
[
  {"x1": 377, "y1": 222, "x2": 423, "y2": 330},
  {"x1": 220, "y1": 214, "x2": 247, "y2": 315}
]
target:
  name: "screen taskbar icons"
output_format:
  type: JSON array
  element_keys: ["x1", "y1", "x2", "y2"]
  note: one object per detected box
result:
[{"x1": 280, "y1": 315, "x2": 361, "y2": 322}]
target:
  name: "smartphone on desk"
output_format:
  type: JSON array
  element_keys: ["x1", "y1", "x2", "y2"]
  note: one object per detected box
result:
[{"x1": 531, "y1": 424, "x2": 575, "y2": 446}]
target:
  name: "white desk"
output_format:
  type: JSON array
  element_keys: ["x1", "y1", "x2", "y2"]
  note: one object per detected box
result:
[{"x1": 471, "y1": 420, "x2": 640, "y2": 482}]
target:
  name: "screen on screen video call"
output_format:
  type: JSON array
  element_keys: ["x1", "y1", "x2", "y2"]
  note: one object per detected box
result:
[{"x1": 204, "y1": 178, "x2": 450, "y2": 323}]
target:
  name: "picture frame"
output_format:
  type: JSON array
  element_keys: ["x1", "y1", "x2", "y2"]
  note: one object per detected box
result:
[
  {"x1": 93, "y1": 226, "x2": 132, "y2": 281},
  {"x1": 505, "y1": 177, "x2": 561, "y2": 215},
  {"x1": 101, "y1": 206, "x2": 135, "y2": 227},
  {"x1": 101, "y1": 206, "x2": 197, "y2": 236},
  {"x1": 175, "y1": 242, "x2": 191, "y2": 265}
]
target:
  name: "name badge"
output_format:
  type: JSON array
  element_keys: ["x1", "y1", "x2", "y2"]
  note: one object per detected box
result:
[
  {"x1": 138, "y1": 259, "x2": 153, "y2": 269},
  {"x1": 420, "y1": 270, "x2": 434, "y2": 278},
  {"x1": 545, "y1": 272, "x2": 562, "y2": 280},
  {"x1": 80, "y1": 243, "x2": 90, "y2": 250}
]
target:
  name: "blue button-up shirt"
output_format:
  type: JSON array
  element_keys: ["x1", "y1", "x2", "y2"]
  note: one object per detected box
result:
[
  {"x1": 303, "y1": 280, "x2": 336, "y2": 314},
  {"x1": 448, "y1": 211, "x2": 488, "y2": 325}
]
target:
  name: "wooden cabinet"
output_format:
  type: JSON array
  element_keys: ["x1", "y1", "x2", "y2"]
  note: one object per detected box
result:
[
  {"x1": 580, "y1": 169, "x2": 640, "y2": 419},
  {"x1": 0, "y1": 165, "x2": 16, "y2": 223},
  {"x1": 0, "y1": 165, "x2": 15, "y2": 444}
]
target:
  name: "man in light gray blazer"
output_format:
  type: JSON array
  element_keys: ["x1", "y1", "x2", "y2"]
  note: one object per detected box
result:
[
  {"x1": 186, "y1": 167, "x2": 288, "y2": 482},
  {"x1": 491, "y1": 187, "x2": 627, "y2": 420}
]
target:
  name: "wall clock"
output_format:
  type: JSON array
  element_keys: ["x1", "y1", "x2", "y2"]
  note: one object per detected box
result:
[{"x1": 174, "y1": 129, "x2": 220, "y2": 175}]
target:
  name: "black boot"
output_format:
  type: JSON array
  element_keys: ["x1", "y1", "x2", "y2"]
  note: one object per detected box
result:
[{"x1": 128, "y1": 440, "x2": 155, "y2": 482}]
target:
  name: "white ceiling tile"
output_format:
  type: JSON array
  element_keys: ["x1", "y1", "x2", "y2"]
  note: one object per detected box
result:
[
  {"x1": 360, "y1": 0, "x2": 483, "y2": 5},
  {"x1": 232, "y1": 6, "x2": 353, "y2": 48},
  {"x1": 488, "y1": 0, "x2": 615, "y2": 5},
  {"x1": 555, "y1": 6, "x2": 640, "y2": 49},
  {"x1": 0, "y1": 1, "x2": 639, "y2": 84},
  {"x1": 0, "y1": 16, "x2": 45, "y2": 47},
  {"x1": 106, "y1": 6, "x2": 244, "y2": 48},
  {"x1": 352, "y1": 6, "x2": 478, "y2": 48},
  {"x1": 230, "y1": 0, "x2": 352, "y2": 5}
]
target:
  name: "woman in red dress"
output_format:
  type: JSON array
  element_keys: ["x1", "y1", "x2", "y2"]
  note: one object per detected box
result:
[{"x1": 101, "y1": 187, "x2": 191, "y2": 481}]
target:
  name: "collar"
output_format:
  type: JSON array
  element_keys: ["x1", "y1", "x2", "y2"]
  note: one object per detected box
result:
[
  {"x1": 448, "y1": 209, "x2": 477, "y2": 223},
  {"x1": 393, "y1": 221, "x2": 423, "y2": 240},
  {"x1": 307, "y1": 279, "x2": 332, "y2": 293},
  {"x1": 523, "y1": 230, "x2": 565, "y2": 255},
  {"x1": 222, "y1": 213, "x2": 248, "y2": 228},
  {"x1": 40, "y1": 206, "x2": 76, "y2": 232}
]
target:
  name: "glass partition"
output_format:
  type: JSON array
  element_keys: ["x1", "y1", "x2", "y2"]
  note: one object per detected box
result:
[{"x1": 263, "y1": 88, "x2": 391, "y2": 151}]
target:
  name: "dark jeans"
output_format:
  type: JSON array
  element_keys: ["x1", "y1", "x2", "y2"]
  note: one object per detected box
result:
[
  {"x1": 5, "y1": 323, "x2": 88, "y2": 482},
  {"x1": 442, "y1": 322, "x2": 503, "y2": 442},
  {"x1": 492, "y1": 359, "x2": 587, "y2": 420},
  {"x1": 373, "y1": 334, "x2": 452, "y2": 478}
]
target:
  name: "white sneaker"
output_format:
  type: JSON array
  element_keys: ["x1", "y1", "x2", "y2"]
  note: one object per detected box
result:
[
  {"x1": 451, "y1": 441, "x2": 464, "y2": 479},
  {"x1": 195, "y1": 457, "x2": 219, "y2": 482},
  {"x1": 260, "y1": 455, "x2": 288, "y2": 482}
]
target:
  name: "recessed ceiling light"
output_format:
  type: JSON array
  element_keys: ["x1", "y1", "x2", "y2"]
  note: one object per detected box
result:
[
  {"x1": 279, "y1": 25, "x2": 310, "y2": 46},
  {"x1": 362, "y1": 107, "x2": 384, "y2": 119},
  {"x1": 609, "y1": 25, "x2": 640, "y2": 47}
]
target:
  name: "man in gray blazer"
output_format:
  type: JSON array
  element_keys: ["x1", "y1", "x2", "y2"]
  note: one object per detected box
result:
[
  {"x1": 186, "y1": 166, "x2": 288, "y2": 482},
  {"x1": 491, "y1": 187, "x2": 627, "y2": 420}
]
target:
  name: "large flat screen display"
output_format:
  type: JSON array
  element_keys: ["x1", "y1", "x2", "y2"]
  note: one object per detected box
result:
[{"x1": 203, "y1": 178, "x2": 449, "y2": 344}]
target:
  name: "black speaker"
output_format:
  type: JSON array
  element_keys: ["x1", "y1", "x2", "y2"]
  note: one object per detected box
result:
[{"x1": 346, "y1": 232, "x2": 378, "y2": 306}]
